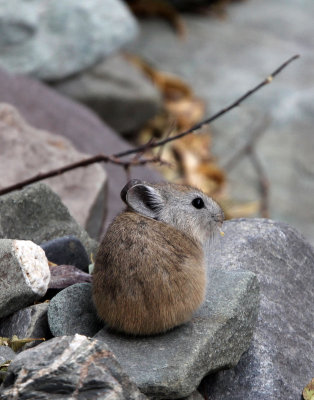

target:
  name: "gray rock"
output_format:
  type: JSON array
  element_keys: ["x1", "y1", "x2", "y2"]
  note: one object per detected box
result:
[
  {"x1": 0, "y1": 240, "x2": 50, "y2": 319},
  {"x1": 0, "y1": 0, "x2": 138, "y2": 81},
  {"x1": 0, "y1": 303, "x2": 49, "y2": 351},
  {"x1": 126, "y1": 0, "x2": 314, "y2": 245},
  {"x1": 48, "y1": 264, "x2": 92, "y2": 290},
  {"x1": 0, "y1": 334, "x2": 148, "y2": 399},
  {"x1": 0, "y1": 347, "x2": 16, "y2": 365},
  {"x1": 48, "y1": 283, "x2": 103, "y2": 337},
  {"x1": 180, "y1": 390, "x2": 204, "y2": 400},
  {"x1": 53, "y1": 54, "x2": 162, "y2": 135},
  {"x1": 0, "y1": 183, "x2": 98, "y2": 258},
  {"x1": 0, "y1": 103, "x2": 107, "y2": 240},
  {"x1": 0, "y1": 66, "x2": 163, "y2": 233},
  {"x1": 95, "y1": 268, "x2": 259, "y2": 399},
  {"x1": 203, "y1": 219, "x2": 314, "y2": 400},
  {"x1": 41, "y1": 236, "x2": 90, "y2": 273}
]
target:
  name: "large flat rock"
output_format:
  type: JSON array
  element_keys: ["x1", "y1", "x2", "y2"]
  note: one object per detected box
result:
[
  {"x1": 204, "y1": 218, "x2": 314, "y2": 400},
  {"x1": 96, "y1": 268, "x2": 259, "y2": 399}
]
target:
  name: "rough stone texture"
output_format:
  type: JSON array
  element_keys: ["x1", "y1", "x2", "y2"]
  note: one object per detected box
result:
[
  {"x1": 203, "y1": 219, "x2": 314, "y2": 400},
  {"x1": 0, "y1": 0, "x2": 138, "y2": 81},
  {"x1": 0, "y1": 303, "x2": 50, "y2": 350},
  {"x1": 53, "y1": 54, "x2": 162, "y2": 135},
  {"x1": 0, "y1": 239, "x2": 50, "y2": 319},
  {"x1": 0, "y1": 103, "x2": 107, "y2": 239},
  {"x1": 126, "y1": 0, "x2": 314, "y2": 245},
  {"x1": 0, "y1": 183, "x2": 98, "y2": 258},
  {"x1": 41, "y1": 236, "x2": 89, "y2": 273},
  {"x1": 48, "y1": 283, "x2": 103, "y2": 338},
  {"x1": 0, "y1": 334, "x2": 148, "y2": 399},
  {"x1": 49, "y1": 265, "x2": 92, "y2": 290},
  {"x1": 96, "y1": 268, "x2": 259, "y2": 399},
  {"x1": 0, "y1": 67, "x2": 162, "y2": 233},
  {"x1": 0, "y1": 347, "x2": 16, "y2": 365},
  {"x1": 181, "y1": 391, "x2": 204, "y2": 400}
]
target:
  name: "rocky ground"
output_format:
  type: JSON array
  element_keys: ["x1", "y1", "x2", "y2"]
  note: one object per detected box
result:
[{"x1": 0, "y1": 1, "x2": 313, "y2": 399}]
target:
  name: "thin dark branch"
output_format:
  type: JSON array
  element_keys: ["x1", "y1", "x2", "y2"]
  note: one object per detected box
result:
[
  {"x1": 249, "y1": 151, "x2": 270, "y2": 218},
  {"x1": 113, "y1": 54, "x2": 300, "y2": 158},
  {"x1": 0, "y1": 55, "x2": 299, "y2": 196},
  {"x1": 223, "y1": 116, "x2": 271, "y2": 171},
  {"x1": 0, "y1": 155, "x2": 168, "y2": 196}
]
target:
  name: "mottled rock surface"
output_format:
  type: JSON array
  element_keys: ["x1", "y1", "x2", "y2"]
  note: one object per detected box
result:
[
  {"x1": 204, "y1": 219, "x2": 314, "y2": 400},
  {"x1": 0, "y1": 0, "x2": 138, "y2": 80},
  {"x1": 96, "y1": 268, "x2": 259, "y2": 399},
  {"x1": 0, "y1": 183, "x2": 98, "y2": 257},
  {"x1": 0, "y1": 303, "x2": 50, "y2": 350},
  {"x1": 48, "y1": 265, "x2": 92, "y2": 290},
  {"x1": 0, "y1": 67, "x2": 162, "y2": 231},
  {"x1": 0, "y1": 334, "x2": 148, "y2": 399},
  {"x1": 0, "y1": 239, "x2": 50, "y2": 319},
  {"x1": 0, "y1": 103, "x2": 107, "y2": 238},
  {"x1": 41, "y1": 236, "x2": 89, "y2": 272},
  {"x1": 0, "y1": 347, "x2": 16, "y2": 365},
  {"x1": 53, "y1": 54, "x2": 161, "y2": 135},
  {"x1": 48, "y1": 284, "x2": 103, "y2": 338}
]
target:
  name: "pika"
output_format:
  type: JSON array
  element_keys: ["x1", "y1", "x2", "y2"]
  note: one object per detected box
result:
[{"x1": 92, "y1": 179, "x2": 224, "y2": 335}]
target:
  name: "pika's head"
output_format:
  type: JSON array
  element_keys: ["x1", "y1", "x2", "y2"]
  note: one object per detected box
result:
[{"x1": 121, "y1": 180, "x2": 224, "y2": 244}]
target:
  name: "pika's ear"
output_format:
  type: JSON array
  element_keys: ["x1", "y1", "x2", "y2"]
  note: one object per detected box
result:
[
  {"x1": 125, "y1": 183, "x2": 163, "y2": 219},
  {"x1": 120, "y1": 179, "x2": 144, "y2": 204}
]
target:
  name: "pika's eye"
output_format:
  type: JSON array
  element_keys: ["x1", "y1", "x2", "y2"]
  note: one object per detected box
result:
[{"x1": 192, "y1": 197, "x2": 205, "y2": 209}]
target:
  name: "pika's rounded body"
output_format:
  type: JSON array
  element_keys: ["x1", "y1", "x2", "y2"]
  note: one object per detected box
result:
[{"x1": 92, "y1": 180, "x2": 223, "y2": 335}]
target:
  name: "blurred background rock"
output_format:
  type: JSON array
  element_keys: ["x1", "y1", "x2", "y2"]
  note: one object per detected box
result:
[{"x1": 0, "y1": 0, "x2": 313, "y2": 246}]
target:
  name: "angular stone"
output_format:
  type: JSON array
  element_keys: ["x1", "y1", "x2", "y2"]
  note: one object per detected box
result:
[
  {"x1": 53, "y1": 54, "x2": 161, "y2": 135},
  {"x1": 0, "y1": 66, "x2": 162, "y2": 232},
  {"x1": 0, "y1": 182, "x2": 98, "y2": 258},
  {"x1": 0, "y1": 334, "x2": 148, "y2": 399},
  {"x1": 0, "y1": 303, "x2": 50, "y2": 350},
  {"x1": 95, "y1": 268, "x2": 259, "y2": 399},
  {"x1": 48, "y1": 284, "x2": 103, "y2": 338},
  {"x1": 0, "y1": 240, "x2": 50, "y2": 319},
  {"x1": 48, "y1": 265, "x2": 92, "y2": 290},
  {"x1": 0, "y1": 346, "x2": 16, "y2": 365},
  {"x1": 203, "y1": 219, "x2": 314, "y2": 400},
  {"x1": 41, "y1": 236, "x2": 89, "y2": 272},
  {"x1": 180, "y1": 390, "x2": 204, "y2": 400},
  {"x1": 0, "y1": 103, "x2": 107, "y2": 239},
  {"x1": 0, "y1": 0, "x2": 138, "y2": 81}
]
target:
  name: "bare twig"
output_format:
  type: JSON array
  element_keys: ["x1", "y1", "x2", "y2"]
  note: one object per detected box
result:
[
  {"x1": 113, "y1": 54, "x2": 300, "y2": 158},
  {"x1": 0, "y1": 154, "x2": 168, "y2": 196},
  {"x1": 223, "y1": 115, "x2": 271, "y2": 216},
  {"x1": 250, "y1": 150, "x2": 270, "y2": 218},
  {"x1": 0, "y1": 55, "x2": 299, "y2": 196},
  {"x1": 223, "y1": 116, "x2": 271, "y2": 171}
]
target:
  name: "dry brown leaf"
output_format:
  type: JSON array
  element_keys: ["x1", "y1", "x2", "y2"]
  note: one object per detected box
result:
[
  {"x1": 127, "y1": 54, "x2": 259, "y2": 220},
  {"x1": 166, "y1": 98, "x2": 205, "y2": 129}
]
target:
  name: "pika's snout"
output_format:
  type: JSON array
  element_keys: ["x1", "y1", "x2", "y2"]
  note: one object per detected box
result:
[{"x1": 213, "y1": 211, "x2": 224, "y2": 224}]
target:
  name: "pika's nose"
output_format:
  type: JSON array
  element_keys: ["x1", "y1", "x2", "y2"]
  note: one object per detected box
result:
[{"x1": 213, "y1": 211, "x2": 224, "y2": 224}]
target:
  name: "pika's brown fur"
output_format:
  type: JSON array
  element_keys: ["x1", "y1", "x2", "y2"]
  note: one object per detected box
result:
[{"x1": 92, "y1": 180, "x2": 223, "y2": 335}]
